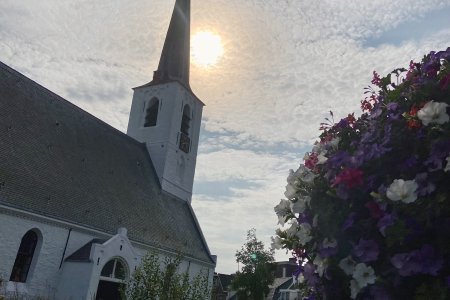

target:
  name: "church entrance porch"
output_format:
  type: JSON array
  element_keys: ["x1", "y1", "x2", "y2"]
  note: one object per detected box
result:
[{"x1": 96, "y1": 280, "x2": 124, "y2": 300}]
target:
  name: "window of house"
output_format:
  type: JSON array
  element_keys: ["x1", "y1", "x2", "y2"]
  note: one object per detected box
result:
[
  {"x1": 179, "y1": 105, "x2": 191, "y2": 153},
  {"x1": 9, "y1": 230, "x2": 39, "y2": 282},
  {"x1": 144, "y1": 98, "x2": 159, "y2": 127}
]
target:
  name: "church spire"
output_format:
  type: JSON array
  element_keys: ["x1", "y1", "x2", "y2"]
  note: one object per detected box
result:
[{"x1": 153, "y1": 0, "x2": 191, "y2": 89}]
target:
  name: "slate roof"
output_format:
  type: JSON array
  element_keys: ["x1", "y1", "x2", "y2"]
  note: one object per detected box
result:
[{"x1": 0, "y1": 61, "x2": 214, "y2": 265}]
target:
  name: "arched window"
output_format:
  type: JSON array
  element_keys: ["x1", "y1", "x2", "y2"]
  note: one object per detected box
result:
[
  {"x1": 100, "y1": 258, "x2": 127, "y2": 280},
  {"x1": 96, "y1": 258, "x2": 128, "y2": 300},
  {"x1": 179, "y1": 105, "x2": 191, "y2": 153},
  {"x1": 9, "y1": 230, "x2": 39, "y2": 282},
  {"x1": 144, "y1": 98, "x2": 159, "y2": 127}
]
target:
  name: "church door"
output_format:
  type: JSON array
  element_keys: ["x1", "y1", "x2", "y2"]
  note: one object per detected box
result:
[{"x1": 96, "y1": 258, "x2": 127, "y2": 300}]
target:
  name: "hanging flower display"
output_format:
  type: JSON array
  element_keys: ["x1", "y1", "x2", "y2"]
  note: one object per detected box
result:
[{"x1": 273, "y1": 48, "x2": 450, "y2": 299}]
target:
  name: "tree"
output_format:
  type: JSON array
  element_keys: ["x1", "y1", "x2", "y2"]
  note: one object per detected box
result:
[
  {"x1": 231, "y1": 229, "x2": 275, "y2": 300},
  {"x1": 123, "y1": 252, "x2": 211, "y2": 300}
]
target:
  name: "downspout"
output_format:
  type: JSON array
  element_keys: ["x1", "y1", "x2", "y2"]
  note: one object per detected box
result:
[{"x1": 59, "y1": 228, "x2": 72, "y2": 269}]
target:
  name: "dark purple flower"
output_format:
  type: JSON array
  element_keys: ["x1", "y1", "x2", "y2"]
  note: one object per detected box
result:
[
  {"x1": 425, "y1": 139, "x2": 450, "y2": 171},
  {"x1": 303, "y1": 262, "x2": 319, "y2": 287},
  {"x1": 391, "y1": 245, "x2": 443, "y2": 276},
  {"x1": 318, "y1": 239, "x2": 338, "y2": 258},
  {"x1": 403, "y1": 155, "x2": 419, "y2": 169},
  {"x1": 352, "y1": 239, "x2": 379, "y2": 262},
  {"x1": 370, "y1": 285, "x2": 392, "y2": 300},
  {"x1": 414, "y1": 173, "x2": 436, "y2": 196},
  {"x1": 390, "y1": 252, "x2": 418, "y2": 276},
  {"x1": 377, "y1": 214, "x2": 395, "y2": 236},
  {"x1": 297, "y1": 212, "x2": 312, "y2": 225},
  {"x1": 415, "y1": 245, "x2": 443, "y2": 276},
  {"x1": 387, "y1": 102, "x2": 399, "y2": 111},
  {"x1": 327, "y1": 151, "x2": 353, "y2": 170},
  {"x1": 342, "y1": 212, "x2": 356, "y2": 231}
]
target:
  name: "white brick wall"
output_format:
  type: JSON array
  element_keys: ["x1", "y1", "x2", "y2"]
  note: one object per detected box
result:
[{"x1": 0, "y1": 211, "x2": 214, "y2": 299}]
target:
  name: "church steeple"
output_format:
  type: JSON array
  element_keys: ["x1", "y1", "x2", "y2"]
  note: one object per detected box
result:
[
  {"x1": 127, "y1": 0, "x2": 203, "y2": 203},
  {"x1": 153, "y1": 0, "x2": 191, "y2": 89}
]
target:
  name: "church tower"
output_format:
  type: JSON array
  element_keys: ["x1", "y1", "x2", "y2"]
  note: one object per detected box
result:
[{"x1": 127, "y1": 0, "x2": 203, "y2": 203}]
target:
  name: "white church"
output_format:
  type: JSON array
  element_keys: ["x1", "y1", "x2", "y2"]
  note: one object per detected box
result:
[{"x1": 0, "y1": 0, "x2": 216, "y2": 298}]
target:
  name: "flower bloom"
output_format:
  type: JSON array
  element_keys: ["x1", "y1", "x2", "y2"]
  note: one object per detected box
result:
[
  {"x1": 350, "y1": 279, "x2": 361, "y2": 299},
  {"x1": 339, "y1": 256, "x2": 357, "y2": 275},
  {"x1": 391, "y1": 245, "x2": 443, "y2": 276},
  {"x1": 313, "y1": 255, "x2": 327, "y2": 277},
  {"x1": 286, "y1": 220, "x2": 312, "y2": 245},
  {"x1": 270, "y1": 236, "x2": 283, "y2": 250},
  {"x1": 444, "y1": 154, "x2": 450, "y2": 172},
  {"x1": 290, "y1": 196, "x2": 310, "y2": 214},
  {"x1": 352, "y1": 263, "x2": 376, "y2": 289},
  {"x1": 332, "y1": 168, "x2": 364, "y2": 189},
  {"x1": 386, "y1": 179, "x2": 418, "y2": 203},
  {"x1": 417, "y1": 101, "x2": 449, "y2": 126},
  {"x1": 274, "y1": 199, "x2": 291, "y2": 226},
  {"x1": 352, "y1": 239, "x2": 379, "y2": 262}
]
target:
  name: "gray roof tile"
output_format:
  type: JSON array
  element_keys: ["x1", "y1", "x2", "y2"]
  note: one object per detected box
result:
[{"x1": 0, "y1": 61, "x2": 214, "y2": 265}]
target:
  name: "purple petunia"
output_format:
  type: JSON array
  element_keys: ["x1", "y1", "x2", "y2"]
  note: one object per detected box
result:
[
  {"x1": 390, "y1": 245, "x2": 443, "y2": 276},
  {"x1": 377, "y1": 214, "x2": 395, "y2": 236},
  {"x1": 352, "y1": 239, "x2": 379, "y2": 262}
]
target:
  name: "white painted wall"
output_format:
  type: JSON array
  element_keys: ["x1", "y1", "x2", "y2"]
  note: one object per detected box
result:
[
  {"x1": 0, "y1": 212, "x2": 215, "y2": 299},
  {"x1": 0, "y1": 213, "x2": 94, "y2": 298}
]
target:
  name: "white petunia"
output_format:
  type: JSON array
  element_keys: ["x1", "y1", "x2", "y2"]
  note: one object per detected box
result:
[
  {"x1": 316, "y1": 153, "x2": 328, "y2": 164},
  {"x1": 313, "y1": 255, "x2": 327, "y2": 277},
  {"x1": 290, "y1": 196, "x2": 310, "y2": 214},
  {"x1": 286, "y1": 220, "x2": 299, "y2": 238},
  {"x1": 328, "y1": 137, "x2": 341, "y2": 149},
  {"x1": 352, "y1": 263, "x2": 376, "y2": 289},
  {"x1": 322, "y1": 237, "x2": 337, "y2": 248},
  {"x1": 339, "y1": 256, "x2": 357, "y2": 275},
  {"x1": 350, "y1": 279, "x2": 361, "y2": 299},
  {"x1": 296, "y1": 223, "x2": 313, "y2": 245},
  {"x1": 286, "y1": 220, "x2": 312, "y2": 245},
  {"x1": 444, "y1": 154, "x2": 450, "y2": 172},
  {"x1": 417, "y1": 101, "x2": 449, "y2": 126},
  {"x1": 312, "y1": 214, "x2": 319, "y2": 227},
  {"x1": 270, "y1": 236, "x2": 283, "y2": 250},
  {"x1": 274, "y1": 199, "x2": 291, "y2": 226},
  {"x1": 295, "y1": 164, "x2": 317, "y2": 184},
  {"x1": 284, "y1": 183, "x2": 297, "y2": 200},
  {"x1": 386, "y1": 179, "x2": 418, "y2": 203}
]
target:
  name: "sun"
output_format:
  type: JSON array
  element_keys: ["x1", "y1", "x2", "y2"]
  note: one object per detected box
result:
[{"x1": 191, "y1": 31, "x2": 224, "y2": 67}]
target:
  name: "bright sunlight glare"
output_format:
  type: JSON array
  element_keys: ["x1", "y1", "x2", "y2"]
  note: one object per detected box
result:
[{"x1": 191, "y1": 31, "x2": 224, "y2": 67}]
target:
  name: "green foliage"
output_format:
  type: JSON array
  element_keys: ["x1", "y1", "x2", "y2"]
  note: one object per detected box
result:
[
  {"x1": 123, "y1": 252, "x2": 211, "y2": 300},
  {"x1": 232, "y1": 229, "x2": 275, "y2": 300}
]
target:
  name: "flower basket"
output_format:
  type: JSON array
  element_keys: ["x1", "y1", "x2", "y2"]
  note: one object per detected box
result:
[{"x1": 273, "y1": 48, "x2": 450, "y2": 300}]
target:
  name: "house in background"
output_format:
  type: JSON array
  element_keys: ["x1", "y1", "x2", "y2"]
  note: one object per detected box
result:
[
  {"x1": 0, "y1": 0, "x2": 215, "y2": 299},
  {"x1": 213, "y1": 259, "x2": 301, "y2": 300},
  {"x1": 211, "y1": 273, "x2": 236, "y2": 300},
  {"x1": 268, "y1": 258, "x2": 302, "y2": 300}
]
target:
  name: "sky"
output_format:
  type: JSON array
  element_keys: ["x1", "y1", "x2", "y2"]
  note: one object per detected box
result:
[{"x1": 1, "y1": 0, "x2": 450, "y2": 274}]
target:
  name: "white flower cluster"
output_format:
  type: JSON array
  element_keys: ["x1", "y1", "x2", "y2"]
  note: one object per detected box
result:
[
  {"x1": 339, "y1": 257, "x2": 376, "y2": 299},
  {"x1": 271, "y1": 138, "x2": 339, "y2": 251}
]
